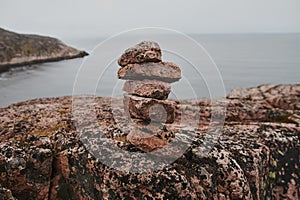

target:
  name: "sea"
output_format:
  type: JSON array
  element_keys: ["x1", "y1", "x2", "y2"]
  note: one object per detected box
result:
[{"x1": 0, "y1": 34, "x2": 299, "y2": 107}]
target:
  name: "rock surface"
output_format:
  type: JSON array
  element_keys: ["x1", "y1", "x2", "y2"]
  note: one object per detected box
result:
[
  {"x1": 123, "y1": 80, "x2": 171, "y2": 100},
  {"x1": 0, "y1": 84, "x2": 299, "y2": 199},
  {"x1": 118, "y1": 62, "x2": 181, "y2": 83},
  {"x1": 118, "y1": 41, "x2": 162, "y2": 67},
  {"x1": 0, "y1": 126, "x2": 53, "y2": 199},
  {"x1": 0, "y1": 28, "x2": 88, "y2": 72},
  {"x1": 0, "y1": 187, "x2": 16, "y2": 200}
]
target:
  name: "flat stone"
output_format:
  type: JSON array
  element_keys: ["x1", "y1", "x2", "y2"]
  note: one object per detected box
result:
[
  {"x1": 123, "y1": 80, "x2": 171, "y2": 100},
  {"x1": 124, "y1": 95, "x2": 176, "y2": 124},
  {"x1": 118, "y1": 41, "x2": 162, "y2": 67},
  {"x1": 127, "y1": 126, "x2": 169, "y2": 152},
  {"x1": 118, "y1": 62, "x2": 181, "y2": 83}
]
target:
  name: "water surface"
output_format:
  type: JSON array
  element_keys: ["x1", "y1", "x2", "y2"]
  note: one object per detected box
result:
[{"x1": 0, "y1": 34, "x2": 299, "y2": 107}]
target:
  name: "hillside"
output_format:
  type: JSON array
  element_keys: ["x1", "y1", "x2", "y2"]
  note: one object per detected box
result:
[{"x1": 0, "y1": 28, "x2": 88, "y2": 72}]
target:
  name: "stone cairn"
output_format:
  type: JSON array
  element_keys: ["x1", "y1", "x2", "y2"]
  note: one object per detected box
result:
[{"x1": 117, "y1": 41, "x2": 181, "y2": 152}]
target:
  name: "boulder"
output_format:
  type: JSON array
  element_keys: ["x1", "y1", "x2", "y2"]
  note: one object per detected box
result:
[
  {"x1": 118, "y1": 41, "x2": 162, "y2": 67},
  {"x1": 123, "y1": 79, "x2": 171, "y2": 100},
  {"x1": 0, "y1": 84, "x2": 299, "y2": 199},
  {"x1": 118, "y1": 62, "x2": 181, "y2": 83},
  {"x1": 124, "y1": 94, "x2": 176, "y2": 124},
  {"x1": 126, "y1": 126, "x2": 168, "y2": 152}
]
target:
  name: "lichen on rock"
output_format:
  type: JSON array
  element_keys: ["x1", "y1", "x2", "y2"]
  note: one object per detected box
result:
[{"x1": 0, "y1": 84, "x2": 299, "y2": 199}]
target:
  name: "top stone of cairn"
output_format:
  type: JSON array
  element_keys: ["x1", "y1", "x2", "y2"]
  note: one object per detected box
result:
[{"x1": 118, "y1": 41, "x2": 162, "y2": 67}]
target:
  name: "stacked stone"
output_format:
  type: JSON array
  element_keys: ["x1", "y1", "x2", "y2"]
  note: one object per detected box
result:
[{"x1": 117, "y1": 41, "x2": 182, "y2": 151}]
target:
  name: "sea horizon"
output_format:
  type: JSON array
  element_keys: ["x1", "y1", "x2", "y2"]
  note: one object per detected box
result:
[{"x1": 0, "y1": 33, "x2": 299, "y2": 107}]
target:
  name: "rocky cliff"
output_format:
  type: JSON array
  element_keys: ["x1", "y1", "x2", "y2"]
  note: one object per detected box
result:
[
  {"x1": 0, "y1": 84, "x2": 299, "y2": 199},
  {"x1": 0, "y1": 28, "x2": 88, "y2": 72}
]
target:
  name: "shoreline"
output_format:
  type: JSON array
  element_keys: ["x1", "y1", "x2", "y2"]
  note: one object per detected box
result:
[
  {"x1": 0, "y1": 51, "x2": 88, "y2": 74},
  {"x1": 0, "y1": 28, "x2": 89, "y2": 73}
]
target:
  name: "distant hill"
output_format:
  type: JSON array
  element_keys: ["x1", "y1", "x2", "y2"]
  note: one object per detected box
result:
[{"x1": 0, "y1": 28, "x2": 88, "y2": 72}]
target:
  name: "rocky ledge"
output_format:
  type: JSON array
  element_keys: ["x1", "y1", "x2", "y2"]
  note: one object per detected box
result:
[
  {"x1": 0, "y1": 28, "x2": 88, "y2": 72},
  {"x1": 0, "y1": 84, "x2": 299, "y2": 199}
]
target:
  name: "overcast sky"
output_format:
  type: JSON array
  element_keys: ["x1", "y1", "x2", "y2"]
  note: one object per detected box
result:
[{"x1": 1, "y1": 0, "x2": 300, "y2": 38}]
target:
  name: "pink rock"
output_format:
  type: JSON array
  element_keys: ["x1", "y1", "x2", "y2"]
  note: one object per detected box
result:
[
  {"x1": 127, "y1": 127, "x2": 168, "y2": 152},
  {"x1": 118, "y1": 62, "x2": 181, "y2": 83},
  {"x1": 118, "y1": 41, "x2": 162, "y2": 67},
  {"x1": 124, "y1": 94, "x2": 176, "y2": 124},
  {"x1": 123, "y1": 80, "x2": 171, "y2": 100}
]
